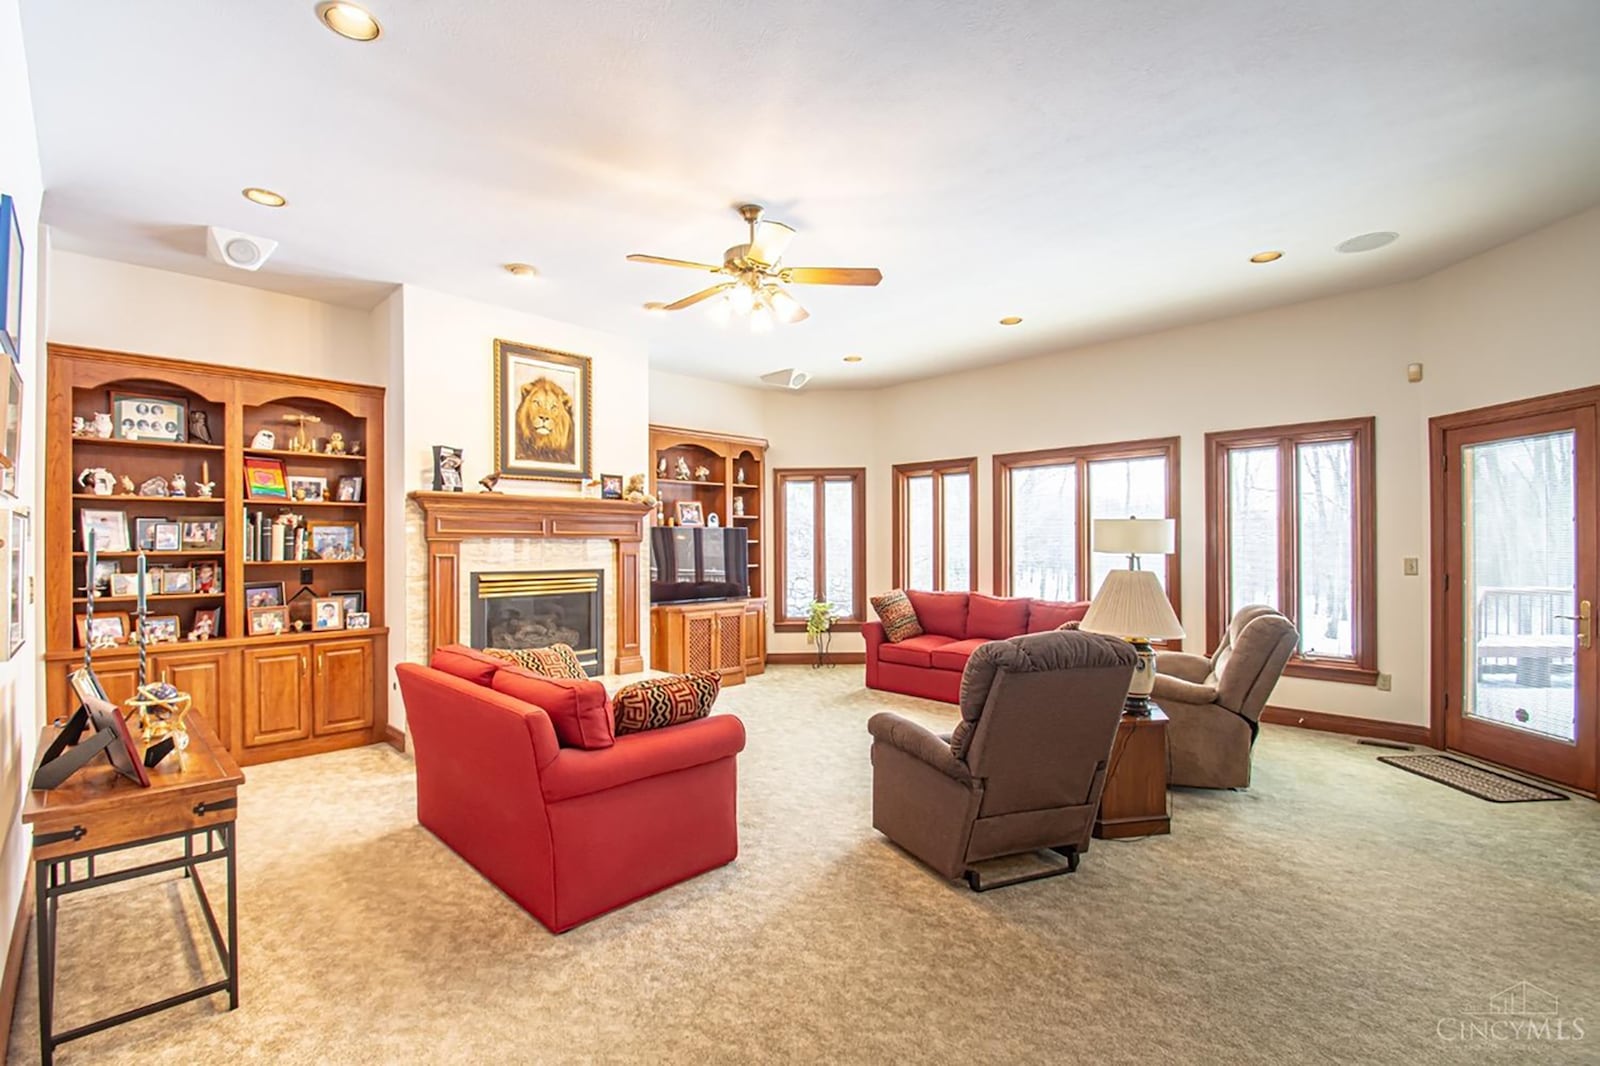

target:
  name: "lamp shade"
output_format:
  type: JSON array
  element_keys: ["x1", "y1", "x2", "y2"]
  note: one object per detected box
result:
[
  {"x1": 1079, "y1": 569, "x2": 1186, "y2": 640},
  {"x1": 1093, "y1": 518, "x2": 1175, "y2": 556}
]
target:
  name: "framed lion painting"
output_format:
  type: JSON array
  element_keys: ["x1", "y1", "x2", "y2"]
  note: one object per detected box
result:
[{"x1": 493, "y1": 339, "x2": 593, "y2": 482}]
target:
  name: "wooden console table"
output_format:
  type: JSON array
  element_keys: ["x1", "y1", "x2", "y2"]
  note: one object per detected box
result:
[
  {"x1": 23, "y1": 714, "x2": 244, "y2": 1065},
  {"x1": 1094, "y1": 706, "x2": 1172, "y2": 839}
]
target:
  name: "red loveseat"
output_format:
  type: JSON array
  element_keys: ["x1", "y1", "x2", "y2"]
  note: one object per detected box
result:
[
  {"x1": 396, "y1": 646, "x2": 746, "y2": 933},
  {"x1": 865, "y1": 591, "x2": 1090, "y2": 704}
]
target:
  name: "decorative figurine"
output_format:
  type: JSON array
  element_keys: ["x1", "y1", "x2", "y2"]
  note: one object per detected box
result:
[
  {"x1": 283, "y1": 412, "x2": 322, "y2": 452},
  {"x1": 674, "y1": 457, "x2": 692, "y2": 481},
  {"x1": 188, "y1": 410, "x2": 213, "y2": 444},
  {"x1": 479, "y1": 473, "x2": 502, "y2": 493},
  {"x1": 77, "y1": 468, "x2": 116, "y2": 496},
  {"x1": 623, "y1": 474, "x2": 656, "y2": 506},
  {"x1": 138, "y1": 476, "x2": 170, "y2": 497},
  {"x1": 707, "y1": 512, "x2": 721, "y2": 527},
  {"x1": 72, "y1": 416, "x2": 86, "y2": 436},
  {"x1": 326, "y1": 432, "x2": 346, "y2": 455},
  {"x1": 657, "y1": 457, "x2": 668, "y2": 476},
  {"x1": 733, "y1": 495, "x2": 745, "y2": 517},
  {"x1": 170, "y1": 473, "x2": 187, "y2": 497},
  {"x1": 120, "y1": 475, "x2": 136, "y2": 495},
  {"x1": 736, "y1": 466, "x2": 746, "y2": 484},
  {"x1": 197, "y1": 481, "x2": 215, "y2": 498},
  {"x1": 694, "y1": 465, "x2": 712, "y2": 481},
  {"x1": 251, "y1": 429, "x2": 277, "y2": 450},
  {"x1": 92, "y1": 412, "x2": 113, "y2": 438}
]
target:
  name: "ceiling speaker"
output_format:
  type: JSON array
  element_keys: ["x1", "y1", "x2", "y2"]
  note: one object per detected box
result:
[
  {"x1": 206, "y1": 226, "x2": 278, "y2": 271},
  {"x1": 760, "y1": 368, "x2": 810, "y2": 390}
]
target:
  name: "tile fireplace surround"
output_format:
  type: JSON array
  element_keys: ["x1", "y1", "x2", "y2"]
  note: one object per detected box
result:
[{"x1": 407, "y1": 492, "x2": 653, "y2": 674}]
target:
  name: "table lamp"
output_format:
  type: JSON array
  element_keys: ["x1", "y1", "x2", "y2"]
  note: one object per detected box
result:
[{"x1": 1081, "y1": 518, "x2": 1184, "y2": 714}]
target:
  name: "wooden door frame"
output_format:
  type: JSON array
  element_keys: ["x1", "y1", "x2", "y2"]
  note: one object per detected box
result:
[{"x1": 1428, "y1": 385, "x2": 1600, "y2": 785}]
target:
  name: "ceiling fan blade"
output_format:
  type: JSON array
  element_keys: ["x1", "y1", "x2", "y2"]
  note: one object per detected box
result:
[
  {"x1": 782, "y1": 267, "x2": 883, "y2": 286},
  {"x1": 663, "y1": 282, "x2": 735, "y2": 311},
  {"x1": 627, "y1": 254, "x2": 723, "y2": 272},
  {"x1": 746, "y1": 220, "x2": 796, "y2": 266}
]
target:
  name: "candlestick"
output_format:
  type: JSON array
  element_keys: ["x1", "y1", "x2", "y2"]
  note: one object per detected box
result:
[
  {"x1": 83, "y1": 536, "x2": 97, "y2": 672},
  {"x1": 201, "y1": 459, "x2": 209, "y2": 486},
  {"x1": 136, "y1": 550, "x2": 149, "y2": 688}
]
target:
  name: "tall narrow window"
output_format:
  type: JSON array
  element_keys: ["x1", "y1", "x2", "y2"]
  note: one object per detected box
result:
[
  {"x1": 774, "y1": 468, "x2": 866, "y2": 629},
  {"x1": 994, "y1": 438, "x2": 1181, "y2": 614},
  {"x1": 893, "y1": 458, "x2": 977, "y2": 591},
  {"x1": 1206, "y1": 417, "x2": 1376, "y2": 683}
]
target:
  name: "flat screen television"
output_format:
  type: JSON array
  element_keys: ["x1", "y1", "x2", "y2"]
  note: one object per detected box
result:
[{"x1": 649, "y1": 526, "x2": 750, "y2": 603}]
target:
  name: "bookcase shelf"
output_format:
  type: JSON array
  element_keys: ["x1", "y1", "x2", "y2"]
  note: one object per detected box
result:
[{"x1": 47, "y1": 344, "x2": 388, "y2": 767}]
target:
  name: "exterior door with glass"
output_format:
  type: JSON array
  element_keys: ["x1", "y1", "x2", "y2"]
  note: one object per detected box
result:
[{"x1": 1435, "y1": 397, "x2": 1597, "y2": 793}]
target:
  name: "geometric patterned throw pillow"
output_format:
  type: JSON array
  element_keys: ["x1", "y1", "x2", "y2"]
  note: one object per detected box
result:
[
  {"x1": 481, "y1": 643, "x2": 588, "y2": 680},
  {"x1": 870, "y1": 589, "x2": 923, "y2": 643},
  {"x1": 612, "y1": 671, "x2": 722, "y2": 736}
]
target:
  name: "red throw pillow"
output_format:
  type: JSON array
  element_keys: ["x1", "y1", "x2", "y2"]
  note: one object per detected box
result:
[
  {"x1": 1028, "y1": 599, "x2": 1090, "y2": 633},
  {"x1": 430, "y1": 644, "x2": 506, "y2": 687},
  {"x1": 492, "y1": 667, "x2": 615, "y2": 750},
  {"x1": 906, "y1": 590, "x2": 969, "y2": 639},
  {"x1": 612, "y1": 672, "x2": 722, "y2": 736},
  {"x1": 870, "y1": 589, "x2": 923, "y2": 643},
  {"x1": 967, "y1": 593, "x2": 1030, "y2": 640}
]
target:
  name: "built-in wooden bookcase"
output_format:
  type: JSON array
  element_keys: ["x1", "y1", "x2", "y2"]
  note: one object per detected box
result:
[
  {"x1": 45, "y1": 345, "x2": 387, "y2": 765},
  {"x1": 647, "y1": 424, "x2": 768, "y2": 683}
]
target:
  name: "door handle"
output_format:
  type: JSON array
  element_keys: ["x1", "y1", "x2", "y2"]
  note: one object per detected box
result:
[{"x1": 1556, "y1": 599, "x2": 1592, "y2": 650}]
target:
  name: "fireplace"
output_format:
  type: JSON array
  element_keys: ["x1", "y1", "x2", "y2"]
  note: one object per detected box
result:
[{"x1": 470, "y1": 569, "x2": 605, "y2": 676}]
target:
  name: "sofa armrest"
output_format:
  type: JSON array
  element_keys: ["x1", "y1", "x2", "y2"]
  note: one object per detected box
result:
[
  {"x1": 1151, "y1": 674, "x2": 1219, "y2": 706},
  {"x1": 867, "y1": 712, "x2": 970, "y2": 782},
  {"x1": 863, "y1": 621, "x2": 886, "y2": 652},
  {"x1": 540, "y1": 713, "x2": 747, "y2": 803},
  {"x1": 1155, "y1": 650, "x2": 1212, "y2": 684}
]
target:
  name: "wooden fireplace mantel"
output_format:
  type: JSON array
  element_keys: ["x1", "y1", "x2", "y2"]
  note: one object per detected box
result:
[{"x1": 409, "y1": 492, "x2": 653, "y2": 672}]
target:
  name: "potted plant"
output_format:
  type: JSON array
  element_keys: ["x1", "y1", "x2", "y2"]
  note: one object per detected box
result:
[{"x1": 806, "y1": 600, "x2": 834, "y2": 641}]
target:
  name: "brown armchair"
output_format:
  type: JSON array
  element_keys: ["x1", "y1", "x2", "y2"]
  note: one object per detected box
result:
[
  {"x1": 1153, "y1": 605, "x2": 1298, "y2": 789},
  {"x1": 866, "y1": 630, "x2": 1136, "y2": 891}
]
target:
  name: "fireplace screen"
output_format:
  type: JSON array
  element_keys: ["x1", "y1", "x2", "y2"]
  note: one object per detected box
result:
[{"x1": 470, "y1": 569, "x2": 604, "y2": 676}]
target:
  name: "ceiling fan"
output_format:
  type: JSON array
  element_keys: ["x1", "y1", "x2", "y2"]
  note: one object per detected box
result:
[{"x1": 628, "y1": 204, "x2": 882, "y2": 329}]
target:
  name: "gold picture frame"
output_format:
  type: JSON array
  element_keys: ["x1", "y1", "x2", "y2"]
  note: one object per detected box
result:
[{"x1": 492, "y1": 339, "x2": 592, "y2": 482}]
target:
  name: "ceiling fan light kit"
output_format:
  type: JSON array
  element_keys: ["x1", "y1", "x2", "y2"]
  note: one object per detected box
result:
[{"x1": 628, "y1": 204, "x2": 882, "y2": 329}]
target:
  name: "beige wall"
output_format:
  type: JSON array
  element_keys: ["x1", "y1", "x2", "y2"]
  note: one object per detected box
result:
[
  {"x1": 650, "y1": 206, "x2": 1600, "y2": 724},
  {"x1": 0, "y1": 0, "x2": 45, "y2": 1005}
]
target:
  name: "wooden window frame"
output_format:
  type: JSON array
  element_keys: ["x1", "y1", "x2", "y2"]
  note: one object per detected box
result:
[
  {"x1": 1205, "y1": 416, "x2": 1377, "y2": 684},
  {"x1": 992, "y1": 436, "x2": 1182, "y2": 627},
  {"x1": 772, "y1": 467, "x2": 867, "y2": 632},
  {"x1": 892, "y1": 456, "x2": 978, "y2": 591}
]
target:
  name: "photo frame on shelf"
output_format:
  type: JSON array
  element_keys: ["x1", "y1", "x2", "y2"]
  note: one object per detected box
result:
[
  {"x1": 75, "y1": 612, "x2": 129, "y2": 648},
  {"x1": 152, "y1": 521, "x2": 182, "y2": 552},
  {"x1": 244, "y1": 581, "x2": 286, "y2": 609},
  {"x1": 345, "y1": 611, "x2": 370, "y2": 630},
  {"x1": 308, "y1": 521, "x2": 360, "y2": 560},
  {"x1": 80, "y1": 508, "x2": 130, "y2": 553},
  {"x1": 134, "y1": 517, "x2": 164, "y2": 551},
  {"x1": 90, "y1": 558, "x2": 119, "y2": 595},
  {"x1": 675, "y1": 500, "x2": 705, "y2": 527},
  {"x1": 108, "y1": 573, "x2": 139, "y2": 599},
  {"x1": 191, "y1": 606, "x2": 221, "y2": 640},
  {"x1": 181, "y1": 519, "x2": 221, "y2": 549},
  {"x1": 287, "y1": 475, "x2": 327, "y2": 502},
  {"x1": 194, "y1": 560, "x2": 220, "y2": 593},
  {"x1": 330, "y1": 589, "x2": 364, "y2": 616},
  {"x1": 493, "y1": 339, "x2": 592, "y2": 482},
  {"x1": 312, "y1": 597, "x2": 345, "y2": 631},
  {"x1": 248, "y1": 605, "x2": 288, "y2": 636},
  {"x1": 0, "y1": 194, "x2": 22, "y2": 362},
  {"x1": 109, "y1": 392, "x2": 187, "y2": 443},
  {"x1": 244, "y1": 456, "x2": 289, "y2": 499},
  {"x1": 159, "y1": 567, "x2": 195, "y2": 595},
  {"x1": 336, "y1": 476, "x2": 363, "y2": 502},
  {"x1": 143, "y1": 615, "x2": 181, "y2": 644}
]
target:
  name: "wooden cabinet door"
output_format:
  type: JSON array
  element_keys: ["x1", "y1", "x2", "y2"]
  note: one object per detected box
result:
[
  {"x1": 50, "y1": 659, "x2": 142, "y2": 721},
  {"x1": 152, "y1": 646, "x2": 239, "y2": 751},
  {"x1": 742, "y1": 600, "x2": 766, "y2": 676},
  {"x1": 241, "y1": 643, "x2": 312, "y2": 748},
  {"x1": 682, "y1": 609, "x2": 717, "y2": 673},
  {"x1": 313, "y1": 638, "x2": 374, "y2": 736}
]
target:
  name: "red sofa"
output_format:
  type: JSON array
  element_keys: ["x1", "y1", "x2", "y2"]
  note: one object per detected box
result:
[
  {"x1": 865, "y1": 591, "x2": 1090, "y2": 703},
  {"x1": 396, "y1": 646, "x2": 746, "y2": 933}
]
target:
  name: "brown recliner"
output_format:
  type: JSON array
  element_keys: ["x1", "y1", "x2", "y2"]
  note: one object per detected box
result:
[
  {"x1": 1152, "y1": 605, "x2": 1299, "y2": 789},
  {"x1": 866, "y1": 630, "x2": 1136, "y2": 891}
]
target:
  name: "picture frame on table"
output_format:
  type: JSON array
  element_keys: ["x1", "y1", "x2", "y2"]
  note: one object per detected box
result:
[
  {"x1": 191, "y1": 606, "x2": 221, "y2": 640},
  {"x1": 80, "y1": 508, "x2": 130, "y2": 553},
  {"x1": 244, "y1": 581, "x2": 286, "y2": 609},
  {"x1": 248, "y1": 605, "x2": 288, "y2": 636},
  {"x1": 76, "y1": 612, "x2": 129, "y2": 648},
  {"x1": 0, "y1": 193, "x2": 23, "y2": 362},
  {"x1": 312, "y1": 597, "x2": 345, "y2": 631},
  {"x1": 492, "y1": 339, "x2": 592, "y2": 482},
  {"x1": 160, "y1": 567, "x2": 195, "y2": 595},
  {"x1": 108, "y1": 572, "x2": 140, "y2": 599},
  {"x1": 85, "y1": 697, "x2": 150, "y2": 788},
  {"x1": 674, "y1": 500, "x2": 705, "y2": 527},
  {"x1": 336, "y1": 476, "x2": 363, "y2": 502},
  {"x1": 330, "y1": 589, "x2": 364, "y2": 617},
  {"x1": 143, "y1": 615, "x2": 181, "y2": 644},
  {"x1": 308, "y1": 521, "x2": 359, "y2": 560},
  {"x1": 244, "y1": 456, "x2": 289, "y2": 500},
  {"x1": 109, "y1": 392, "x2": 187, "y2": 443},
  {"x1": 287, "y1": 475, "x2": 327, "y2": 502},
  {"x1": 181, "y1": 519, "x2": 221, "y2": 549}
]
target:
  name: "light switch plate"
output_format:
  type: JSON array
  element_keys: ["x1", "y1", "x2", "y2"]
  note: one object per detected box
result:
[
  {"x1": 1376, "y1": 673, "x2": 1392, "y2": 691},
  {"x1": 1402, "y1": 557, "x2": 1420, "y2": 576}
]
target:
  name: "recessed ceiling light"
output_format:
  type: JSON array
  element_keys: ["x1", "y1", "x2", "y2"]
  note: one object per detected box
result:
[
  {"x1": 503, "y1": 262, "x2": 538, "y2": 279},
  {"x1": 1336, "y1": 231, "x2": 1399, "y2": 254},
  {"x1": 998, "y1": 316, "x2": 1023, "y2": 326},
  {"x1": 241, "y1": 187, "x2": 286, "y2": 208},
  {"x1": 316, "y1": 1, "x2": 382, "y2": 41},
  {"x1": 843, "y1": 354, "x2": 863, "y2": 363},
  {"x1": 1249, "y1": 250, "x2": 1283, "y2": 263}
]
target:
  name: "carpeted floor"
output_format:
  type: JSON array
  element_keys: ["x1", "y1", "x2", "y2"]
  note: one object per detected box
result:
[{"x1": 8, "y1": 666, "x2": 1599, "y2": 1064}]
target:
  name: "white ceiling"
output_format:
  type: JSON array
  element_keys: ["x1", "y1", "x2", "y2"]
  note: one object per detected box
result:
[{"x1": 21, "y1": 1, "x2": 1600, "y2": 388}]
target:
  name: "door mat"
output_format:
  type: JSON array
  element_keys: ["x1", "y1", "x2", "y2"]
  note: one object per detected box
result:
[{"x1": 1377, "y1": 753, "x2": 1569, "y2": 803}]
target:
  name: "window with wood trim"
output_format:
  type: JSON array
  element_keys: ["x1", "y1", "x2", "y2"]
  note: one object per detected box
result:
[
  {"x1": 773, "y1": 468, "x2": 866, "y2": 630},
  {"x1": 1205, "y1": 417, "x2": 1377, "y2": 683},
  {"x1": 993, "y1": 437, "x2": 1181, "y2": 612},
  {"x1": 893, "y1": 457, "x2": 977, "y2": 591}
]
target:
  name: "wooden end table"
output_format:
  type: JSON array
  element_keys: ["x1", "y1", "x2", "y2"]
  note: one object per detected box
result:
[{"x1": 1093, "y1": 705, "x2": 1171, "y2": 839}]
